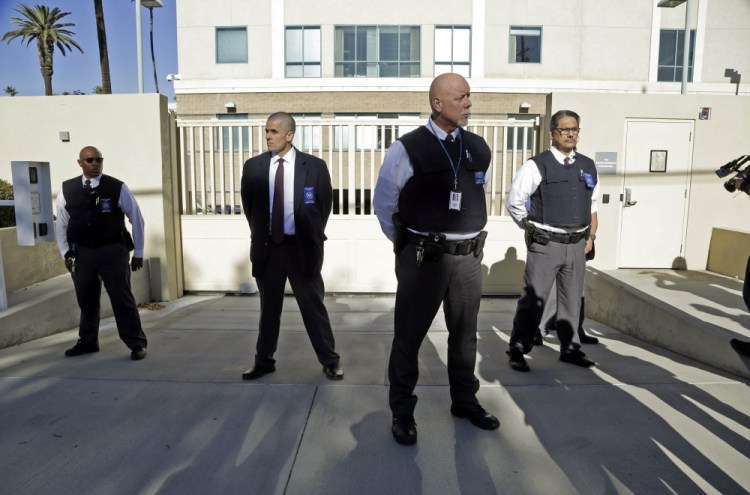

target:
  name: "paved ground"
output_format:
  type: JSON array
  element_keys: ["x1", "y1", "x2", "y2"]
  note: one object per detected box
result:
[{"x1": 1, "y1": 285, "x2": 749, "y2": 494}]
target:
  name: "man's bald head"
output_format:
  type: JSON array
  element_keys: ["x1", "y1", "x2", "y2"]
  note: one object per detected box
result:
[{"x1": 429, "y1": 73, "x2": 472, "y2": 132}]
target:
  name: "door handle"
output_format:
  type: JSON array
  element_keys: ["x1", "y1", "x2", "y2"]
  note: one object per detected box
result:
[{"x1": 625, "y1": 188, "x2": 638, "y2": 207}]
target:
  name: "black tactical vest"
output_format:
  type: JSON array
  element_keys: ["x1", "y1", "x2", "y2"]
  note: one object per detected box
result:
[
  {"x1": 528, "y1": 150, "x2": 598, "y2": 227},
  {"x1": 63, "y1": 174, "x2": 126, "y2": 246},
  {"x1": 398, "y1": 126, "x2": 491, "y2": 233}
]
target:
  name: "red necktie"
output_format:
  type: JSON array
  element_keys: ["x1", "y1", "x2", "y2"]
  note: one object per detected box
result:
[{"x1": 271, "y1": 157, "x2": 285, "y2": 244}]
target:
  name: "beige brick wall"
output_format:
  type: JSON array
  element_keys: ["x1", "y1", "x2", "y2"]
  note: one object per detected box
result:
[{"x1": 175, "y1": 92, "x2": 548, "y2": 120}]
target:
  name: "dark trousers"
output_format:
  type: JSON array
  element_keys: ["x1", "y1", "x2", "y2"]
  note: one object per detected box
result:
[
  {"x1": 254, "y1": 242, "x2": 339, "y2": 368},
  {"x1": 72, "y1": 243, "x2": 147, "y2": 350},
  {"x1": 389, "y1": 243, "x2": 482, "y2": 417},
  {"x1": 509, "y1": 238, "x2": 586, "y2": 353},
  {"x1": 744, "y1": 255, "x2": 750, "y2": 312}
]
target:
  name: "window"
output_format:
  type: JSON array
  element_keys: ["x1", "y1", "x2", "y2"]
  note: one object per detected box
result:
[
  {"x1": 658, "y1": 29, "x2": 695, "y2": 82},
  {"x1": 509, "y1": 26, "x2": 541, "y2": 63},
  {"x1": 286, "y1": 26, "x2": 321, "y2": 77},
  {"x1": 216, "y1": 27, "x2": 248, "y2": 64},
  {"x1": 216, "y1": 113, "x2": 249, "y2": 152},
  {"x1": 334, "y1": 26, "x2": 420, "y2": 77},
  {"x1": 434, "y1": 26, "x2": 471, "y2": 77}
]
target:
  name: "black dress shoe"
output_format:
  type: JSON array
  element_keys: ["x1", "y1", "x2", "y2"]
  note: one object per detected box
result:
[
  {"x1": 392, "y1": 416, "x2": 417, "y2": 445},
  {"x1": 560, "y1": 348, "x2": 595, "y2": 368},
  {"x1": 730, "y1": 338, "x2": 750, "y2": 357},
  {"x1": 533, "y1": 331, "x2": 544, "y2": 346},
  {"x1": 322, "y1": 364, "x2": 344, "y2": 380},
  {"x1": 242, "y1": 364, "x2": 276, "y2": 380},
  {"x1": 64, "y1": 340, "x2": 99, "y2": 357},
  {"x1": 131, "y1": 347, "x2": 147, "y2": 361},
  {"x1": 507, "y1": 349, "x2": 530, "y2": 372},
  {"x1": 451, "y1": 404, "x2": 500, "y2": 430},
  {"x1": 578, "y1": 329, "x2": 599, "y2": 344}
]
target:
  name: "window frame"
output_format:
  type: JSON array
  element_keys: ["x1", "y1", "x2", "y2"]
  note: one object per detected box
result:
[
  {"x1": 334, "y1": 25, "x2": 421, "y2": 78},
  {"x1": 657, "y1": 28, "x2": 695, "y2": 83},
  {"x1": 216, "y1": 27, "x2": 248, "y2": 64},
  {"x1": 285, "y1": 26, "x2": 321, "y2": 78},
  {"x1": 509, "y1": 26, "x2": 542, "y2": 64},
  {"x1": 434, "y1": 25, "x2": 471, "y2": 77}
]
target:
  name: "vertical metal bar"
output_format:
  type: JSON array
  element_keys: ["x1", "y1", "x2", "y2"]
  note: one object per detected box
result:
[
  {"x1": 501, "y1": 126, "x2": 509, "y2": 217},
  {"x1": 220, "y1": 125, "x2": 227, "y2": 215},
  {"x1": 228, "y1": 125, "x2": 235, "y2": 215},
  {"x1": 208, "y1": 126, "x2": 216, "y2": 215},
  {"x1": 199, "y1": 126, "x2": 206, "y2": 215},
  {"x1": 184, "y1": 126, "x2": 192, "y2": 214}
]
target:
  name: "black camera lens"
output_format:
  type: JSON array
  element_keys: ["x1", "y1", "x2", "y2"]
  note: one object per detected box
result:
[{"x1": 724, "y1": 180, "x2": 737, "y2": 192}]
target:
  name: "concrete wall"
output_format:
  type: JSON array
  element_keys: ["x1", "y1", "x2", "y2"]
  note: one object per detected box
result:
[
  {"x1": 707, "y1": 228, "x2": 750, "y2": 278},
  {"x1": 0, "y1": 94, "x2": 182, "y2": 302},
  {"x1": 0, "y1": 226, "x2": 66, "y2": 293},
  {"x1": 547, "y1": 93, "x2": 750, "y2": 271}
]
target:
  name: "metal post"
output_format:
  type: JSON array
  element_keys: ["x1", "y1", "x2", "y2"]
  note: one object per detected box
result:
[
  {"x1": 136, "y1": 0, "x2": 144, "y2": 93},
  {"x1": 681, "y1": 0, "x2": 693, "y2": 94}
]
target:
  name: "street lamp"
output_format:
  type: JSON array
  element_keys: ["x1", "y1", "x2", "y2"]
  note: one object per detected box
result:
[
  {"x1": 658, "y1": 0, "x2": 692, "y2": 95},
  {"x1": 136, "y1": 0, "x2": 163, "y2": 94}
]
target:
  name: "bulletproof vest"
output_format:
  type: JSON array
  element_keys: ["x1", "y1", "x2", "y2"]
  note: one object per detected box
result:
[
  {"x1": 398, "y1": 126, "x2": 490, "y2": 233},
  {"x1": 63, "y1": 174, "x2": 126, "y2": 246},
  {"x1": 528, "y1": 150, "x2": 597, "y2": 227}
]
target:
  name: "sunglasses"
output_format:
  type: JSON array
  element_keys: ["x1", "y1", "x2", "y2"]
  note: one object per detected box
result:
[{"x1": 82, "y1": 157, "x2": 104, "y2": 164}]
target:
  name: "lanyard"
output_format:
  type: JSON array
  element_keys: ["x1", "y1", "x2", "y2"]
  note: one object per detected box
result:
[{"x1": 428, "y1": 120, "x2": 462, "y2": 190}]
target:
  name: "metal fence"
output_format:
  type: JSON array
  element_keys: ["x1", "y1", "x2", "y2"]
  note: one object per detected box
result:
[{"x1": 176, "y1": 118, "x2": 540, "y2": 218}]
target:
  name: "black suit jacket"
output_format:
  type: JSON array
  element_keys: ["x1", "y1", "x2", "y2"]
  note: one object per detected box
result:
[{"x1": 240, "y1": 148, "x2": 333, "y2": 278}]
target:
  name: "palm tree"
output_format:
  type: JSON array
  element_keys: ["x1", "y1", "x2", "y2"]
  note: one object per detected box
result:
[
  {"x1": 147, "y1": 4, "x2": 159, "y2": 93},
  {"x1": 4, "y1": 86, "x2": 18, "y2": 96},
  {"x1": 2, "y1": 4, "x2": 83, "y2": 96},
  {"x1": 93, "y1": 0, "x2": 112, "y2": 93}
]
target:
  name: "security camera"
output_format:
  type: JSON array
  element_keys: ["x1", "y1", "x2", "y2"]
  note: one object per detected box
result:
[{"x1": 166, "y1": 73, "x2": 182, "y2": 82}]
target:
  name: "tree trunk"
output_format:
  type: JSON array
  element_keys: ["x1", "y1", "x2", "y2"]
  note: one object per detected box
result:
[
  {"x1": 94, "y1": 0, "x2": 112, "y2": 94},
  {"x1": 149, "y1": 8, "x2": 158, "y2": 93},
  {"x1": 38, "y1": 39, "x2": 54, "y2": 95},
  {"x1": 41, "y1": 65, "x2": 53, "y2": 96}
]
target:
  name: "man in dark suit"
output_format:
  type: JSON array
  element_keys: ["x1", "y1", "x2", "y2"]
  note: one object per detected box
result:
[{"x1": 240, "y1": 112, "x2": 343, "y2": 380}]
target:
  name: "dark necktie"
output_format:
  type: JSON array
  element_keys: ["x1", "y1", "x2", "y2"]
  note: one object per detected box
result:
[
  {"x1": 564, "y1": 157, "x2": 571, "y2": 166},
  {"x1": 271, "y1": 157, "x2": 285, "y2": 244},
  {"x1": 84, "y1": 179, "x2": 92, "y2": 190},
  {"x1": 445, "y1": 133, "x2": 455, "y2": 143}
]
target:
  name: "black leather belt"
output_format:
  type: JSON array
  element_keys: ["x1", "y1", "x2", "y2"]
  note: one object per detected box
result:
[
  {"x1": 406, "y1": 232, "x2": 478, "y2": 256},
  {"x1": 272, "y1": 234, "x2": 296, "y2": 245},
  {"x1": 533, "y1": 228, "x2": 588, "y2": 244}
]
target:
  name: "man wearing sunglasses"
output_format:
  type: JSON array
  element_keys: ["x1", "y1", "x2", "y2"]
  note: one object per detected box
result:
[
  {"x1": 55, "y1": 146, "x2": 148, "y2": 360},
  {"x1": 505, "y1": 110, "x2": 599, "y2": 372}
]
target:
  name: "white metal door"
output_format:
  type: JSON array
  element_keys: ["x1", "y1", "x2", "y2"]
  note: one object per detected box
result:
[{"x1": 618, "y1": 120, "x2": 693, "y2": 268}]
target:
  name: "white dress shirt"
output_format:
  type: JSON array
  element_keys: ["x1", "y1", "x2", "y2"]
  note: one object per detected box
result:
[
  {"x1": 55, "y1": 175, "x2": 146, "y2": 258},
  {"x1": 269, "y1": 147, "x2": 296, "y2": 235}
]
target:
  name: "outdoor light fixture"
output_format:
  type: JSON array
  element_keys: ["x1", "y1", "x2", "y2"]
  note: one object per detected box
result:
[
  {"x1": 520, "y1": 102, "x2": 531, "y2": 109},
  {"x1": 657, "y1": 0, "x2": 686, "y2": 6},
  {"x1": 166, "y1": 74, "x2": 182, "y2": 82},
  {"x1": 225, "y1": 102, "x2": 236, "y2": 109},
  {"x1": 59, "y1": 131, "x2": 70, "y2": 142}
]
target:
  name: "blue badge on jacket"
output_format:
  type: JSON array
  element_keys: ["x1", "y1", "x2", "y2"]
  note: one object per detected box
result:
[
  {"x1": 304, "y1": 187, "x2": 315, "y2": 204},
  {"x1": 474, "y1": 171, "x2": 485, "y2": 185},
  {"x1": 100, "y1": 198, "x2": 113, "y2": 213},
  {"x1": 583, "y1": 173, "x2": 596, "y2": 189}
]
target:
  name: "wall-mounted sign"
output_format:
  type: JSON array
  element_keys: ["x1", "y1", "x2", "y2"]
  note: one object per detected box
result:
[{"x1": 594, "y1": 152, "x2": 617, "y2": 175}]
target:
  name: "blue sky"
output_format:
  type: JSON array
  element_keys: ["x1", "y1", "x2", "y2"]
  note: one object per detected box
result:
[{"x1": 0, "y1": 0, "x2": 178, "y2": 99}]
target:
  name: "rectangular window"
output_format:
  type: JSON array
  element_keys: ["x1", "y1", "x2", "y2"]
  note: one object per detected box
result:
[
  {"x1": 216, "y1": 113, "x2": 249, "y2": 152},
  {"x1": 216, "y1": 27, "x2": 248, "y2": 64},
  {"x1": 509, "y1": 26, "x2": 541, "y2": 64},
  {"x1": 286, "y1": 26, "x2": 321, "y2": 77},
  {"x1": 334, "y1": 26, "x2": 420, "y2": 78},
  {"x1": 434, "y1": 26, "x2": 471, "y2": 77},
  {"x1": 658, "y1": 29, "x2": 695, "y2": 82}
]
